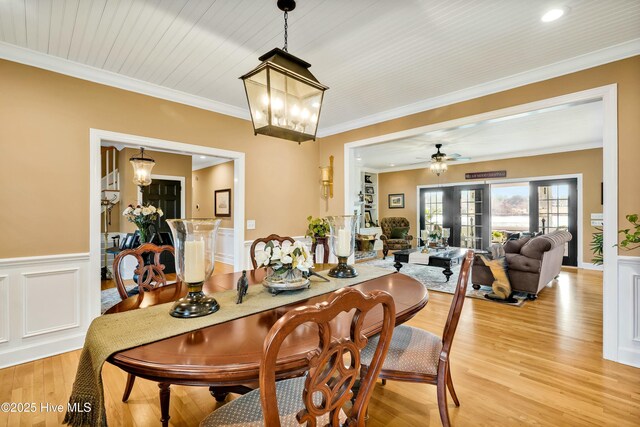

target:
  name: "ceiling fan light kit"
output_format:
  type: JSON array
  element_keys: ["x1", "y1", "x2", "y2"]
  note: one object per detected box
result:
[
  {"x1": 430, "y1": 143, "x2": 449, "y2": 176},
  {"x1": 240, "y1": 0, "x2": 328, "y2": 143}
]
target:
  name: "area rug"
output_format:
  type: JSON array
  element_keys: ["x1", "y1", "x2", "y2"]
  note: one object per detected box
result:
[
  {"x1": 360, "y1": 257, "x2": 528, "y2": 307},
  {"x1": 355, "y1": 250, "x2": 377, "y2": 261},
  {"x1": 101, "y1": 286, "x2": 136, "y2": 314}
]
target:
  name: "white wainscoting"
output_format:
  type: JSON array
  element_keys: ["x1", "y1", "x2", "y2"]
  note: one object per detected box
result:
[
  {"x1": 216, "y1": 227, "x2": 235, "y2": 266},
  {"x1": 0, "y1": 253, "x2": 91, "y2": 368},
  {"x1": 618, "y1": 256, "x2": 640, "y2": 368}
]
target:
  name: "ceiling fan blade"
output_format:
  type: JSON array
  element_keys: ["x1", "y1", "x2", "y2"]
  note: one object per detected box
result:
[{"x1": 447, "y1": 157, "x2": 471, "y2": 161}]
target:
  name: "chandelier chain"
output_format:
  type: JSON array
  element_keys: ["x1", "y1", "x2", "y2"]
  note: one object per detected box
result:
[{"x1": 283, "y1": 11, "x2": 288, "y2": 52}]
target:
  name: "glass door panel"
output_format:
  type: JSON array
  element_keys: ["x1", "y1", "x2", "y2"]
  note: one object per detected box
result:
[{"x1": 530, "y1": 179, "x2": 577, "y2": 265}]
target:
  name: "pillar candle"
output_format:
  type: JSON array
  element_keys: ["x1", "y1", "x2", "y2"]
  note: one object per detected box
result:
[
  {"x1": 336, "y1": 228, "x2": 351, "y2": 257},
  {"x1": 184, "y1": 240, "x2": 205, "y2": 283}
]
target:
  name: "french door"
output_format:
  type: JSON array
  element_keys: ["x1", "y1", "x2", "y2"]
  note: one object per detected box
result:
[
  {"x1": 530, "y1": 179, "x2": 578, "y2": 266},
  {"x1": 419, "y1": 185, "x2": 490, "y2": 250}
]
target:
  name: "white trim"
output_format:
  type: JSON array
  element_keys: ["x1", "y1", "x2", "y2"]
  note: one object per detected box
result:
[
  {"x1": 90, "y1": 129, "x2": 246, "y2": 323},
  {"x1": 0, "y1": 275, "x2": 8, "y2": 344},
  {"x1": 318, "y1": 39, "x2": 640, "y2": 137},
  {"x1": 136, "y1": 174, "x2": 187, "y2": 220},
  {"x1": 374, "y1": 141, "x2": 602, "y2": 174},
  {"x1": 22, "y1": 268, "x2": 80, "y2": 338},
  {"x1": 0, "y1": 333, "x2": 86, "y2": 370},
  {"x1": 579, "y1": 262, "x2": 604, "y2": 271},
  {"x1": 0, "y1": 253, "x2": 90, "y2": 267},
  {"x1": 0, "y1": 42, "x2": 250, "y2": 121},
  {"x1": 1, "y1": 37, "x2": 637, "y2": 139},
  {"x1": 345, "y1": 84, "x2": 619, "y2": 363}
]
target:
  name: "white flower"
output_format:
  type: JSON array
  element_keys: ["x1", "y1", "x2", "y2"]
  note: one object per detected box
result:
[
  {"x1": 133, "y1": 208, "x2": 142, "y2": 216},
  {"x1": 141, "y1": 207, "x2": 151, "y2": 216},
  {"x1": 271, "y1": 246, "x2": 282, "y2": 261},
  {"x1": 255, "y1": 250, "x2": 269, "y2": 267},
  {"x1": 281, "y1": 254, "x2": 293, "y2": 264},
  {"x1": 157, "y1": 208, "x2": 164, "y2": 217},
  {"x1": 122, "y1": 206, "x2": 133, "y2": 216},
  {"x1": 149, "y1": 206, "x2": 156, "y2": 213}
]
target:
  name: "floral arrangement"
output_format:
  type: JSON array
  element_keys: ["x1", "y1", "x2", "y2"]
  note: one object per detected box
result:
[
  {"x1": 123, "y1": 204, "x2": 163, "y2": 243},
  {"x1": 255, "y1": 240, "x2": 314, "y2": 274}
]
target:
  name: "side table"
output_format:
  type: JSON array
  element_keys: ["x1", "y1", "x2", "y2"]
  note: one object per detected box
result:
[{"x1": 310, "y1": 236, "x2": 329, "y2": 264}]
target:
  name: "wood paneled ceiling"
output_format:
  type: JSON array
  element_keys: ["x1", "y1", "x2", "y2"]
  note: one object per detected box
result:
[{"x1": 0, "y1": 0, "x2": 639, "y2": 135}]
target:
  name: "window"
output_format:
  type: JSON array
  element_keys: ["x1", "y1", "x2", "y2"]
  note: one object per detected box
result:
[{"x1": 491, "y1": 183, "x2": 530, "y2": 236}]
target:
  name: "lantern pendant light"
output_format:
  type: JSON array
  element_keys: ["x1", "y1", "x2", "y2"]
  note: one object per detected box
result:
[
  {"x1": 429, "y1": 144, "x2": 449, "y2": 176},
  {"x1": 240, "y1": 0, "x2": 328, "y2": 144},
  {"x1": 130, "y1": 147, "x2": 155, "y2": 190}
]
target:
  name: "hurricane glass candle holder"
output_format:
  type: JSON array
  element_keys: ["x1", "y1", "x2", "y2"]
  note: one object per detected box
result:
[
  {"x1": 167, "y1": 219, "x2": 221, "y2": 318},
  {"x1": 326, "y1": 215, "x2": 358, "y2": 278}
]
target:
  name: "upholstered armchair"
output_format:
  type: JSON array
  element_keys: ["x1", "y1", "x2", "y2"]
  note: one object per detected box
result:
[{"x1": 380, "y1": 217, "x2": 413, "y2": 258}]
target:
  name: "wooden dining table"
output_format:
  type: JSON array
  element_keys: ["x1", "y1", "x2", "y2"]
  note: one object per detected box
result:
[{"x1": 105, "y1": 267, "x2": 429, "y2": 426}]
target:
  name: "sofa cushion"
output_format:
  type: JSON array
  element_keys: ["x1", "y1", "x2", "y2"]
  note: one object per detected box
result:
[
  {"x1": 390, "y1": 227, "x2": 410, "y2": 239},
  {"x1": 520, "y1": 230, "x2": 572, "y2": 260},
  {"x1": 386, "y1": 239, "x2": 411, "y2": 247},
  {"x1": 506, "y1": 253, "x2": 541, "y2": 273},
  {"x1": 503, "y1": 237, "x2": 531, "y2": 254}
]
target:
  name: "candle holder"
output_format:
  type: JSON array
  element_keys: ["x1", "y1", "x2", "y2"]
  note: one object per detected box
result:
[
  {"x1": 167, "y1": 219, "x2": 221, "y2": 318},
  {"x1": 326, "y1": 215, "x2": 358, "y2": 278}
]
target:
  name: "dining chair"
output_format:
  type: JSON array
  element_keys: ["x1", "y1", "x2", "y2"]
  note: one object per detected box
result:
[
  {"x1": 249, "y1": 234, "x2": 295, "y2": 269},
  {"x1": 112, "y1": 242, "x2": 175, "y2": 403},
  {"x1": 200, "y1": 287, "x2": 396, "y2": 427},
  {"x1": 360, "y1": 250, "x2": 474, "y2": 427}
]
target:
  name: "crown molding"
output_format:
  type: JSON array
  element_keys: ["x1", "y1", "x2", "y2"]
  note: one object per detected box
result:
[
  {"x1": 317, "y1": 38, "x2": 640, "y2": 138},
  {"x1": 1, "y1": 39, "x2": 638, "y2": 137},
  {"x1": 0, "y1": 42, "x2": 251, "y2": 121}
]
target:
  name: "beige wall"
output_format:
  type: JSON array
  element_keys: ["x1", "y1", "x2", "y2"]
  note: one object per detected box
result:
[
  {"x1": 319, "y1": 56, "x2": 640, "y2": 256},
  {"x1": 0, "y1": 59, "x2": 320, "y2": 258},
  {"x1": 377, "y1": 149, "x2": 602, "y2": 264},
  {"x1": 192, "y1": 161, "x2": 235, "y2": 229}
]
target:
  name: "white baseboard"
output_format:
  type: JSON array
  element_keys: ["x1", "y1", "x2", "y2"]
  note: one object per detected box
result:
[
  {"x1": 579, "y1": 262, "x2": 604, "y2": 271},
  {"x1": 0, "y1": 332, "x2": 86, "y2": 369}
]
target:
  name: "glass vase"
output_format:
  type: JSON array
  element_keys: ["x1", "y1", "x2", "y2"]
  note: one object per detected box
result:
[
  {"x1": 167, "y1": 219, "x2": 221, "y2": 318},
  {"x1": 326, "y1": 215, "x2": 358, "y2": 278}
]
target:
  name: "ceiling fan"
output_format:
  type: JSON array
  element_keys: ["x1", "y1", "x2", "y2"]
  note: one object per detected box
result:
[{"x1": 403, "y1": 143, "x2": 470, "y2": 175}]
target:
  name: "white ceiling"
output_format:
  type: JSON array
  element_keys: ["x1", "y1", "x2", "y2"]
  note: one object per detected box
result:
[
  {"x1": 0, "y1": 1, "x2": 638, "y2": 135},
  {"x1": 355, "y1": 99, "x2": 603, "y2": 171},
  {"x1": 191, "y1": 154, "x2": 230, "y2": 171}
]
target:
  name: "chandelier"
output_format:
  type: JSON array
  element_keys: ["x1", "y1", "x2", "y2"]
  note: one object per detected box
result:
[
  {"x1": 240, "y1": 0, "x2": 328, "y2": 143},
  {"x1": 129, "y1": 147, "x2": 155, "y2": 189}
]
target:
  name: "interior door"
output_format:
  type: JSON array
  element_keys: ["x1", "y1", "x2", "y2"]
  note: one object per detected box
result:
[
  {"x1": 529, "y1": 178, "x2": 578, "y2": 266},
  {"x1": 142, "y1": 179, "x2": 182, "y2": 234}
]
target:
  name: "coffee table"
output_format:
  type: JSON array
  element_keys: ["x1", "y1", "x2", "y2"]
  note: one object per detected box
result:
[{"x1": 393, "y1": 246, "x2": 468, "y2": 282}]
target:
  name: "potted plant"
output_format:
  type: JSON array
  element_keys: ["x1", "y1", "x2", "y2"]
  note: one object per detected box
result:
[
  {"x1": 305, "y1": 216, "x2": 330, "y2": 242},
  {"x1": 255, "y1": 240, "x2": 314, "y2": 285},
  {"x1": 590, "y1": 214, "x2": 640, "y2": 265},
  {"x1": 619, "y1": 214, "x2": 640, "y2": 250},
  {"x1": 491, "y1": 230, "x2": 505, "y2": 243}
]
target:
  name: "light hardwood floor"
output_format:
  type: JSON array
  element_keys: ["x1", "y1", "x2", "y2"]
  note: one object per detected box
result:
[{"x1": 2, "y1": 268, "x2": 639, "y2": 426}]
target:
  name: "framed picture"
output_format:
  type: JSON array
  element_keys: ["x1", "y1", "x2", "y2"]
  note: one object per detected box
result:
[
  {"x1": 364, "y1": 194, "x2": 373, "y2": 204},
  {"x1": 388, "y1": 193, "x2": 405, "y2": 209},
  {"x1": 365, "y1": 186, "x2": 375, "y2": 194},
  {"x1": 364, "y1": 210, "x2": 372, "y2": 225},
  {"x1": 214, "y1": 188, "x2": 232, "y2": 217}
]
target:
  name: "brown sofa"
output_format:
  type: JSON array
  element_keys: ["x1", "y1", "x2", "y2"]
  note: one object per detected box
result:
[{"x1": 472, "y1": 230, "x2": 572, "y2": 299}]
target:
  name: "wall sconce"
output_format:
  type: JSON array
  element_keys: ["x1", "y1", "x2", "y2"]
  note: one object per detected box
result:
[{"x1": 320, "y1": 155, "x2": 334, "y2": 199}]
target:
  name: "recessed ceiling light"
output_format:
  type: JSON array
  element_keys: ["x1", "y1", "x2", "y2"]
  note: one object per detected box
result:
[
  {"x1": 541, "y1": 8, "x2": 566, "y2": 22},
  {"x1": 390, "y1": 164, "x2": 395, "y2": 167},
  {"x1": 199, "y1": 155, "x2": 206, "y2": 159},
  {"x1": 356, "y1": 157, "x2": 362, "y2": 161}
]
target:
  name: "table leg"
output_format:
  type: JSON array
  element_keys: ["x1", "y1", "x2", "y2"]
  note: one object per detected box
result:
[
  {"x1": 159, "y1": 383, "x2": 170, "y2": 427},
  {"x1": 443, "y1": 265, "x2": 453, "y2": 282},
  {"x1": 394, "y1": 260, "x2": 403, "y2": 272}
]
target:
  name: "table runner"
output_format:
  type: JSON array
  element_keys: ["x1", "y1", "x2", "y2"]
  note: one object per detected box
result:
[{"x1": 64, "y1": 265, "x2": 392, "y2": 426}]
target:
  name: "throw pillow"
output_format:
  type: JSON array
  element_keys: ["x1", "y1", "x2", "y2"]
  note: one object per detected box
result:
[{"x1": 390, "y1": 227, "x2": 409, "y2": 239}]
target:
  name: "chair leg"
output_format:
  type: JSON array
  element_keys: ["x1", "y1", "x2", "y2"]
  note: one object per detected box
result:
[
  {"x1": 446, "y1": 366, "x2": 459, "y2": 407},
  {"x1": 437, "y1": 364, "x2": 451, "y2": 427},
  {"x1": 381, "y1": 379, "x2": 386, "y2": 386},
  {"x1": 122, "y1": 374, "x2": 136, "y2": 402}
]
